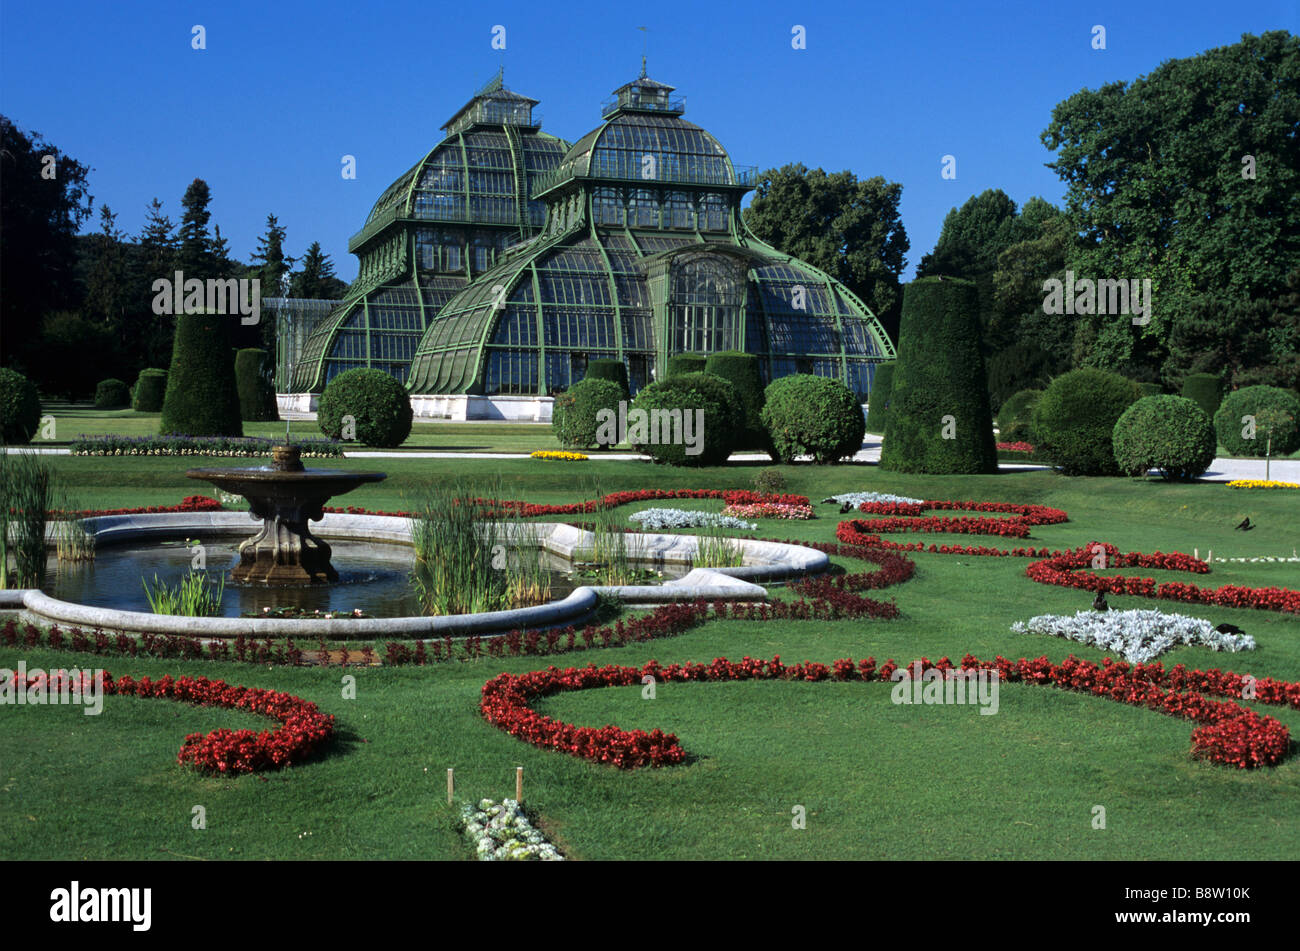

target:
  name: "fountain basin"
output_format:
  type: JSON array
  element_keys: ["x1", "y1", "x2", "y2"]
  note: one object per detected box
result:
[{"x1": 187, "y1": 447, "x2": 385, "y2": 583}]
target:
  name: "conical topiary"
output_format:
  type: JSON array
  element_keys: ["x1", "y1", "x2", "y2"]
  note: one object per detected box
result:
[
  {"x1": 880, "y1": 277, "x2": 997, "y2": 473},
  {"x1": 159, "y1": 311, "x2": 243, "y2": 436}
]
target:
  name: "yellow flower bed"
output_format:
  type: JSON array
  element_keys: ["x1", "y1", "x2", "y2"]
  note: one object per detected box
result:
[
  {"x1": 1225, "y1": 479, "x2": 1300, "y2": 489},
  {"x1": 530, "y1": 450, "x2": 588, "y2": 461}
]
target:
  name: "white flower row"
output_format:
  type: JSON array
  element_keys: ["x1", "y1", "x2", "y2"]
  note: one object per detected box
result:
[
  {"x1": 830, "y1": 491, "x2": 924, "y2": 506},
  {"x1": 460, "y1": 798, "x2": 564, "y2": 862},
  {"x1": 1212, "y1": 556, "x2": 1300, "y2": 563},
  {"x1": 628, "y1": 508, "x2": 757, "y2": 531},
  {"x1": 1011, "y1": 609, "x2": 1256, "y2": 665}
]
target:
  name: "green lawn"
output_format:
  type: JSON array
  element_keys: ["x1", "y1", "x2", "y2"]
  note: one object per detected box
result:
[{"x1": 2, "y1": 458, "x2": 1299, "y2": 860}]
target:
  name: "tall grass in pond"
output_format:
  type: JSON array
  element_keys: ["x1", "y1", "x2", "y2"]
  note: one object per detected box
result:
[
  {"x1": 0, "y1": 452, "x2": 52, "y2": 588},
  {"x1": 141, "y1": 571, "x2": 225, "y2": 616},
  {"x1": 53, "y1": 492, "x2": 95, "y2": 562},
  {"x1": 695, "y1": 523, "x2": 744, "y2": 568},
  {"x1": 591, "y1": 498, "x2": 634, "y2": 585}
]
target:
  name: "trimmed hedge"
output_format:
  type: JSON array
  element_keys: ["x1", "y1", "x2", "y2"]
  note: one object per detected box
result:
[
  {"x1": 1137, "y1": 382, "x2": 1165, "y2": 398},
  {"x1": 1031, "y1": 369, "x2": 1141, "y2": 475},
  {"x1": 583, "y1": 359, "x2": 630, "y2": 399},
  {"x1": 234, "y1": 348, "x2": 279, "y2": 421},
  {"x1": 762, "y1": 374, "x2": 865, "y2": 464},
  {"x1": 131, "y1": 368, "x2": 168, "y2": 412},
  {"x1": 0, "y1": 367, "x2": 42, "y2": 444},
  {"x1": 317, "y1": 368, "x2": 413, "y2": 448},
  {"x1": 997, "y1": 388, "x2": 1043, "y2": 444},
  {"x1": 1112, "y1": 395, "x2": 1216, "y2": 480},
  {"x1": 159, "y1": 312, "x2": 243, "y2": 437},
  {"x1": 665, "y1": 353, "x2": 707, "y2": 378},
  {"x1": 864, "y1": 362, "x2": 895, "y2": 434},
  {"x1": 628, "y1": 371, "x2": 740, "y2": 466},
  {"x1": 1214, "y1": 385, "x2": 1300, "y2": 458},
  {"x1": 1181, "y1": 373, "x2": 1224, "y2": 419},
  {"x1": 552, "y1": 378, "x2": 625, "y2": 449},
  {"x1": 880, "y1": 277, "x2": 997, "y2": 474},
  {"x1": 703, "y1": 351, "x2": 767, "y2": 451},
  {"x1": 94, "y1": 378, "x2": 130, "y2": 409}
]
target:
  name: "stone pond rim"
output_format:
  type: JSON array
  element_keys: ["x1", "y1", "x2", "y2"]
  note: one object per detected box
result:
[{"x1": 185, "y1": 445, "x2": 387, "y2": 584}]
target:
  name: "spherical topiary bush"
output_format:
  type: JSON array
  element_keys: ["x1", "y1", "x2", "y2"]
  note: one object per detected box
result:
[
  {"x1": 317, "y1": 368, "x2": 413, "y2": 448},
  {"x1": 864, "y1": 362, "x2": 895, "y2": 434},
  {"x1": 234, "y1": 348, "x2": 279, "y2": 421},
  {"x1": 582, "y1": 359, "x2": 630, "y2": 400},
  {"x1": 997, "y1": 388, "x2": 1043, "y2": 444},
  {"x1": 1031, "y1": 369, "x2": 1141, "y2": 475},
  {"x1": 160, "y1": 312, "x2": 243, "y2": 436},
  {"x1": 131, "y1": 368, "x2": 168, "y2": 412},
  {"x1": 703, "y1": 351, "x2": 768, "y2": 451},
  {"x1": 628, "y1": 372, "x2": 740, "y2": 466},
  {"x1": 551, "y1": 378, "x2": 625, "y2": 449},
  {"x1": 1180, "y1": 373, "x2": 1223, "y2": 419},
  {"x1": 0, "y1": 368, "x2": 42, "y2": 444},
  {"x1": 880, "y1": 277, "x2": 998, "y2": 474},
  {"x1": 94, "y1": 378, "x2": 130, "y2": 409},
  {"x1": 762, "y1": 374, "x2": 865, "y2": 464},
  {"x1": 1213, "y1": 385, "x2": 1300, "y2": 458},
  {"x1": 1112, "y1": 395, "x2": 1216, "y2": 480},
  {"x1": 665, "y1": 353, "x2": 707, "y2": 378}
]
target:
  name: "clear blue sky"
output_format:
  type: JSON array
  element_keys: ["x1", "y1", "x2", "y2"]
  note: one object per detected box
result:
[{"x1": 2, "y1": 0, "x2": 1295, "y2": 282}]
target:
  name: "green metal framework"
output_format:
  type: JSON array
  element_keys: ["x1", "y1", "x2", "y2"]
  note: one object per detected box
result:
[
  {"x1": 289, "y1": 72, "x2": 571, "y2": 391},
  {"x1": 404, "y1": 69, "x2": 896, "y2": 399}
]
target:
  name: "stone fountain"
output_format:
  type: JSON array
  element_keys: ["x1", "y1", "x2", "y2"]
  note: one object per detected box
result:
[{"x1": 186, "y1": 446, "x2": 386, "y2": 583}]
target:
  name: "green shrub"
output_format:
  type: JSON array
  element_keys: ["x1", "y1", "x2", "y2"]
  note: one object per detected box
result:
[
  {"x1": 704, "y1": 351, "x2": 767, "y2": 451},
  {"x1": 762, "y1": 374, "x2": 865, "y2": 464},
  {"x1": 1213, "y1": 385, "x2": 1300, "y2": 457},
  {"x1": 1112, "y1": 395, "x2": 1216, "y2": 480},
  {"x1": 997, "y1": 388, "x2": 1043, "y2": 443},
  {"x1": 1031, "y1": 369, "x2": 1141, "y2": 475},
  {"x1": 131, "y1": 368, "x2": 168, "y2": 412},
  {"x1": 665, "y1": 353, "x2": 707, "y2": 378},
  {"x1": 864, "y1": 362, "x2": 895, "y2": 434},
  {"x1": 317, "y1": 368, "x2": 413, "y2": 448},
  {"x1": 629, "y1": 371, "x2": 740, "y2": 466},
  {"x1": 1137, "y1": 382, "x2": 1164, "y2": 398},
  {"x1": 880, "y1": 277, "x2": 998, "y2": 474},
  {"x1": 159, "y1": 312, "x2": 243, "y2": 436},
  {"x1": 753, "y1": 468, "x2": 787, "y2": 493},
  {"x1": 94, "y1": 378, "x2": 130, "y2": 409},
  {"x1": 583, "y1": 359, "x2": 630, "y2": 399},
  {"x1": 984, "y1": 342, "x2": 1055, "y2": 411},
  {"x1": 0, "y1": 367, "x2": 42, "y2": 444},
  {"x1": 1180, "y1": 373, "x2": 1224, "y2": 419},
  {"x1": 234, "y1": 348, "x2": 279, "y2": 421},
  {"x1": 551, "y1": 378, "x2": 625, "y2": 449}
]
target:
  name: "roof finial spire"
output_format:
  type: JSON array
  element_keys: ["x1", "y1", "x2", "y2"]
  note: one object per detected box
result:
[{"x1": 640, "y1": 55, "x2": 647, "y2": 78}]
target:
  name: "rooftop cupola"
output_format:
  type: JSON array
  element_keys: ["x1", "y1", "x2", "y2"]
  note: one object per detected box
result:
[{"x1": 600, "y1": 59, "x2": 685, "y2": 118}]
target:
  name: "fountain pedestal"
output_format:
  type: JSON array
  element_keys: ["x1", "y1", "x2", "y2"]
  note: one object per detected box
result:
[{"x1": 186, "y1": 446, "x2": 386, "y2": 585}]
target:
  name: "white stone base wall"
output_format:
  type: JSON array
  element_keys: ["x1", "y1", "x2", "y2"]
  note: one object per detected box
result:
[{"x1": 277, "y1": 393, "x2": 554, "y2": 422}]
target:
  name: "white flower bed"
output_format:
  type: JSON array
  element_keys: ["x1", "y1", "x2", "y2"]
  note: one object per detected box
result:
[
  {"x1": 1011, "y1": 609, "x2": 1256, "y2": 664},
  {"x1": 628, "y1": 508, "x2": 757, "y2": 531},
  {"x1": 460, "y1": 799, "x2": 564, "y2": 861},
  {"x1": 830, "y1": 491, "x2": 924, "y2": 507}
]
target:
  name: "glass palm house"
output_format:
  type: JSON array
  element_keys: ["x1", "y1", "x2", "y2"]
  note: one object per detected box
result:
[{"x1": 284, "y1": 67, "x2": 895, "y2": 418}]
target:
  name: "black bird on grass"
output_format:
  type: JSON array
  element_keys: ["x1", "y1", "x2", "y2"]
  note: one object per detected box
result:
[
  {"x1": 1235, "y1": 517, "x2": 1254, "y2": 531},
  {"x1": 1092, "y1": 591, "x2": 1110, "y2": 612},
  {"x1": 1215, "y1": 622, "x2": 1246, "y2": 637}
]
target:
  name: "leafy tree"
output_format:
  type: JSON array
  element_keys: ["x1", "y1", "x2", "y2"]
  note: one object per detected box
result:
[
  {"x1": 917, "y1": 189, "x2": 1025, "y2": 280},
  {"x1": 84, "y1": 205, "x2": 130, "y2": 353},
  {"x1": 1041, "y1": 31, "x2": 1300, "y2": 384},
  {"x1": 743, "y1": 164, "x2": 909, "y2": 340},
  {"x1": 289, "y1": 241, "x2": 347, "y2": 299},
  {"x1": 134, "y1": 198, "x2": 180, "y2": 369},
  {"x1": 0, "y1": 116, "x2": 93, "y2": 372}
]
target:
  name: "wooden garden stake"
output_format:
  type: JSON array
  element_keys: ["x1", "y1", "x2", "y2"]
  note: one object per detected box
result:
[
  {"x1": 447, "y1": 768, "x2": 454, "y2": 806},
  {"x1": 516, "y1": 766, "x2": 523, "y2": 803}
]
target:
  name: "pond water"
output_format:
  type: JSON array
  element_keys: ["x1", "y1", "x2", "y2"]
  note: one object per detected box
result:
[{"x1": 43, "y1": 536, "x2": 686, "y2": 619}]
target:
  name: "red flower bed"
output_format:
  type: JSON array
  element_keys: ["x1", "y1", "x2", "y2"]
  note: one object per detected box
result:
[
  {"x1": 325, "y1": 488, "x2": 812, "y2": 520},
  {"x1": 843, "y1": 499, "x2": 1068, "y2": 539},
  {"x1": 2, "y1": 668, "x2": 334, "y2": 773},
  {"x1": 45, "y1": 495, "x2": 225, "y2": 519},
  {"x1": 482, "y1": 653, "x2": 1299, "y2": 770},
  {"x1": 996, "y1": 442, "x2": 1035, "y2": 453},
  {"x1": 1025, "y1": 542, "x2": 1300, "y2": 614}
]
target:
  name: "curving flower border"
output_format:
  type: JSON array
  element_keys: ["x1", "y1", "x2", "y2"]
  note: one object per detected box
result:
[
  {"x1": 481, "y1": 653, "x2": 1300, "y2": 770},
  {"x1": 3, "y1": 669, "x2": 335, "y2": 774}
]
